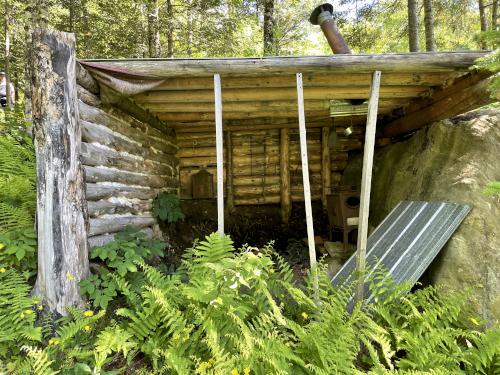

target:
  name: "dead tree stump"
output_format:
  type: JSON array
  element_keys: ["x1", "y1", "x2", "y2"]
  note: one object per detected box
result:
[{"x1": 30, "y1": 29, "x2": 89, "y2": 315}]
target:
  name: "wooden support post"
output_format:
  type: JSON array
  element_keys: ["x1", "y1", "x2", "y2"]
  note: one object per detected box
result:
[
  {"x1": 30, "y1": 29, "x2": 89, "y2": 315},
  {"x1": 355, "y1": 71, "x2": 381, "y2": 305},
  {"x1": 214, "y1": 74, "x2": 224, "y2": 235},
  {"x1": 296, "y1": 73, "x2": 317, "y2": 270},
  {"x1": 280, "y1": 128, "x2": 291, "y2": 224},
  {"x1": 321, "y1": 126, "x2": 331, "y2": 209},
  {"x1": 226, "y1": 130, "x2": 235, "y2": 213}
]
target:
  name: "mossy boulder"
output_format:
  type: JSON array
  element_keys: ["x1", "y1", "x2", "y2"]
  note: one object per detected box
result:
[{"x1": 342, "y1": 109, "x2": 500, "y2": 322}]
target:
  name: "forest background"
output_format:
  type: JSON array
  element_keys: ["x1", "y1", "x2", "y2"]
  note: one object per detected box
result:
[{"x1": 1, "y1": 0, "x2": 498, "y2": 106}]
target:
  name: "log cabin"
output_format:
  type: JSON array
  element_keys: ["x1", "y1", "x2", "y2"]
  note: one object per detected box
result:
[{"x1": 29, "y1": 27, "x2": 496, "y2": 313}]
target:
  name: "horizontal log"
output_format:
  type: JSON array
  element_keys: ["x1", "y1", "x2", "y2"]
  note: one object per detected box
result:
[
  {"x1": 100, "y1": 84, "x2": 174, "y2": 138},
  {"x1": 88, "y1": 228, "x2": 154, "y2": 247},
  {"x1": 86, "y1": 52, "x2": 487, "y2": 77},
  {"x1": 144, "y1": 98, "x2": 405, "y2": 114},
  {"x1": 136, "y1": 86, "x2": 428, "y2": 104},
  {"x1": 76, "y1": 62, "x2": 100, "y2": 94},
  {"x1": 234, "y1": 185, "x2": 281, "y2": 197},
  {"x1": 103, "y1": 105, "x2": 177, "y2": 146},
  {"x1": 84, "y1": 165, "x2": 179, "y2": 188},
  {"x1": 383, "y1": 73, "x2": 495, "y2": 137},
  {"x1": 87, "y1": 198, "x2": 152, "y2": 217},
  {"x1": 81, "y1": 142, "x2": 177, "y2": 176},
  {"x1": 86, "y1": 183, "x2": 159, "y2": 201},
  {"x1": 234, "y1": 196, "x2": 281, "y2": 205},
  {"x1": 77, "y1": 85, "x2": 101, "y2": 107},
  {"x1": 149, "y1": 72, "x2": 462, "y2": 91},
  {"x1": 89, "y1": 215, "x2": 156, "y2": 236},
  {"x1": 81, "y1": 120, "x2": 172, "y2": 164},
  {"x1": 79, "y1": 101, "x2": 177, "y2": 155},
  {"x1": 233, "y1": 175, "x2": 281, "y2": 186},
  {"x1": 172, "y1": 117, "x2": 366, "y2": 133}
]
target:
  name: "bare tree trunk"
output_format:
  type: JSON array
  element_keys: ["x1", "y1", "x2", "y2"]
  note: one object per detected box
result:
[
  {"x1": 186, "y1": 2, "x2": 193, "y2": 57},
  {"x1": 68, "y1": 0, "x2": 75, "y2": 32},
  {"x1": 408, "y1": 0, "x2": 420, "y2": 52},
  {"x1": 4, "y1": 0, "x2": 12, "y2": 109},
  {"x1": 479, "y1": 0, "x2": 488, "y2": 32},
  {"x1": 492, "y1": 0, "x2": 498, "y2": 30},
  {"x1": 30, "y1": 29, "x2": 90, "y2": 316},
  {"x1": 478, "y1": 0, "x2": 488, "y2": 48},
  {"x1": 423, "y1": 0, "x2": 436, "y2": 51},
  {"x1": 263, "y1": 0, "x2": 275, "y2": 55},
  {"x1": 166, "y1": 0, "x2": 174, "y2": 57},
  {"x1": 146, "y1": 0, "x2": 161, "y2": 58}
]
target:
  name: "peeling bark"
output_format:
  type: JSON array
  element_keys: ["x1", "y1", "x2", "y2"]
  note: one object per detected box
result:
[{"x1": 30, "y1": 29, "x2": 89, "y2": 316}]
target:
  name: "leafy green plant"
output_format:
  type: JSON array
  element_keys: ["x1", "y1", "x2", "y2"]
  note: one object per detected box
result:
[
  {"x1": 474, "y1": 30, "x2": 500, "y2": 97},
  {"x1": 0, "y1": 107, "x2": 36, "y2": 235},
  {"x1": 152, "y1": 192, "x2": 185, "y2": 223},
  {"x1": 484, "y1": 181, "x2": 500, "y2": 197},
  {"x1": 0, "y1": 227, "x2": 37, "y2": 276},
  {"x1": 80, "y1": 227, "x2": 166, "y2": 309},
  {"x1": 92, "y1": 233, "x2": 500, "y2": 374}
]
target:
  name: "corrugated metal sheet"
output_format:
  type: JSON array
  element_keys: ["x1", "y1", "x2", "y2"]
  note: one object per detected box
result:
[{"x1": 331, "y1": 200, "x2": 471, "y2": 306}]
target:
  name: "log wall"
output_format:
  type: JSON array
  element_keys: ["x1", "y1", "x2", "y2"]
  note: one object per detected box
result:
[
  {"x1": 177, "y1": 124, "x2": 362, "y2": 207},
  {"x1": 76, "y1": 66, "x2": 179, "y2": 247}
]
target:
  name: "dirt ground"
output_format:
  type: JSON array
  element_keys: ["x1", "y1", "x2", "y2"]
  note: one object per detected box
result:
[{"x1": 159, "y1": 199, "x2": 341, "y2": 269}]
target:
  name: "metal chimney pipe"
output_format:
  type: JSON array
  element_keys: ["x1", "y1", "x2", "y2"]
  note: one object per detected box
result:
[{"x1": 309, "y1": 3, "x2": 351, "y2": 54}]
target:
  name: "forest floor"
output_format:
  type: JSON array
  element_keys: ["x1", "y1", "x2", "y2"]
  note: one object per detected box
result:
[{"x1": 159, "y1": 200, "x2": 341, "y2": 278}]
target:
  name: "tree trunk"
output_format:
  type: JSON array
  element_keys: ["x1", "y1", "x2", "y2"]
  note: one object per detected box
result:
[
  {"x1": 423, "y1": 0, "x2": 436, "y2": 51},
  {"x1": 166, "y1": 0, "x2": 174, "y2": 57},
  {"x1": 263, "y1": 0, "x2": 275, "y2": 55},
  {"x1": 4, "y1": 0, "x2": 12, "y2": 109},
  {"x1": 186, "y1": 0, "x2": 193, "y2": 57},
  {"x1": 479, "y1": 0, "x2": 488, "y2": 32},
  {"x1": 30, "y1": 29, "x2": 90, "y2": 316},
  {"x1": 147, "y1": 0, "x2": 161, "y2": 58},
  {"x1": 68, "y1": 0, "x2": 75, "y2": 32},
  {"x1": 408, "y1": 0, "x2": 420, "y2": 52},
  {"x1": 492, "y1": 0, "x2": 498, "y2": 30}
]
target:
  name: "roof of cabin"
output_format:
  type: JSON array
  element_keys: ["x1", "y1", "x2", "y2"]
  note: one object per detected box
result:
[{"x1": 81, "y1": 51, "x2": 495, "y2": 138}]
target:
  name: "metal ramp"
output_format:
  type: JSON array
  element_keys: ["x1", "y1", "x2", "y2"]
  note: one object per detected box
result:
[{"x1": 331, "y1": 200, "x2": 471, "y2": 305}]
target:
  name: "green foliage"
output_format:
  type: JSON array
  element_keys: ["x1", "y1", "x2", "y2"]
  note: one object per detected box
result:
[
  {"x1": 0, "y1": 232, "x2": 499, "y2": 373},
  {"x1": 89, "y1": 233, "x2": 499, "y2": 374},
  {"x1": 484, "y1": 181, "x2": 500, "y2": 197},
  {"x1": 0, "y1": 227, "x2": 37, "y2": 276},
  {"x1": 474, "y1": 31, "x2": 500, "y2": 96},
  {"x1": 152, "y1": 192, "x2": 185, "y2": 223},
  {"x1": 0, "y1": 108, "x2": 36, "y2": 235},
  {"x1": 80, "y1": 227, "x2": 166, "y2": 309}
]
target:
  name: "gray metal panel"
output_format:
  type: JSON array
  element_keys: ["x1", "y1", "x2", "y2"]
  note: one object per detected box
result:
[{"x1": 331, "y1": 201, "x2": 471, "y2": 305}]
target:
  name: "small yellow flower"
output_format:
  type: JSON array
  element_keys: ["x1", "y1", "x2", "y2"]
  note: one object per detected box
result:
[
  {"x1": 84, "y1": 325, "x2": 91, "y2": 332},
  {"x1": 83, "y1": 310, "x2": 94, "y2": 317},
  {"x1": 0, "y1": 243, "x2": 5, "y2": 250},
  {"x1": 66, "y1": 272, "x2": 74, "y2": 281},
  {"x1": 38, "y1": 305, "x2": 44, "y2": 311},
  {"x1": 231, "y1": 369, "x2": 239, "y2": 375},
  {"x1": 20, "y1": 312, "x2": 25, "y2": 319},
  {"x1": 48, "y1": 338, "x2": 60, "y2": 345},
  {"x1": 0, "y1": 267, "x2": 6, "y2": 273},
  {"x1": 243, "y1": 368, "x2": 251, "y2": 375},
  {"x1": 24, "y1": 309, "x2": 33, "y2": 315},
  {"x1": 173, "y1": 333, "x2": 181, "y2": 340},
  {"x1": 301, "y1": 312, "x2": 308, "y2": 320},
  {"x1": 470, "y1": 317, "x2": 480, "y2": 326}
]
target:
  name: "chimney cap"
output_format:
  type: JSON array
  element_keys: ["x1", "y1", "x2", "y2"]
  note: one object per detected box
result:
[{"x1": 309, "y1": 3, "x2": 334, "y2": 25}]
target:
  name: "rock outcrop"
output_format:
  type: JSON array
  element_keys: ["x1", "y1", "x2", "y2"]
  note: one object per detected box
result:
[{"x1": 342, "y1": 109, "x2": 500, "y2": 322}]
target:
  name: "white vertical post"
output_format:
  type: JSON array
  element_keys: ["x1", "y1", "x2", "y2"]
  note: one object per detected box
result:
[
  {"x1": 296, "y1": 73, "x2": 317, "y2": 270},
  {"x1": 355, "y1": 71, "x2": 381, "y2": 304},
  {"x1": 214, "y1": 74, "x2": 224, "y2": 236}
]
